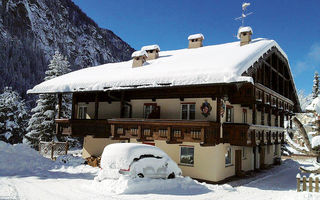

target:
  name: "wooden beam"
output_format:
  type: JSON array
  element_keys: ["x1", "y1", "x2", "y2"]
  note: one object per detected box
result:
[
  {"x1": 57, "y1": 93, "x2": 62, "y2": 119},
  {"x1": 216, "y1": 98, "x2": 221, "y2": 123}
]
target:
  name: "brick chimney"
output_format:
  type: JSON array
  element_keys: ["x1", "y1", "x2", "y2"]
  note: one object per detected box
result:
[
  {"x1": 188, "y1": 33, "x2": 204, "y2": 49},
  {"x1": 237, "y1": 26, "x2": 253, "y2": 46},
  {"x1": 132, "y1": 50, "x2": 148, "y2": 68},
  {"x1": 141, "y1": 45, "x2": 160, "y2": 60}
]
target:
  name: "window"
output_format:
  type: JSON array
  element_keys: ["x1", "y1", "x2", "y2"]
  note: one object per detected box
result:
[
  {"x1": 242, "y1": 147, "x2": 246, "y2": 159},
  {"x1": 180, "y1": 146, "x2": 194, "y2": 166},
  {"x1": 242, "y1": 109, "x2": 247, "y2": 123},
  {"x1": 143, "y1": 103, "x2": 156, "y2": 118},
  {"x1": 181, "y1": 103, "x2": 195, "y2": 120},
  {"x1": 122, "y1": 104, "x2": 131, "y2": 118},
  {"x1": 226, "y1": 106, "x2": 233, "y2": 123},
  {"x1": 78, "y1": 105, "x2": 87, "y2": 119},
  {"x1": 225, "y1": 147, "x2": 232, "y2": 166}
]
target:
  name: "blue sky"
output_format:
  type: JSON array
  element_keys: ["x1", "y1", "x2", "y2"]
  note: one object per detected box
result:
[{"x1": 73, "y1": 0, "x2": 320, "y2": 95}]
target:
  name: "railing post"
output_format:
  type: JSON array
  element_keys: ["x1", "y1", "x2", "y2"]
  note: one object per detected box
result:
[
  {"x1": 303, "y1": 176, "x2": 307, "y2": 191},
  {"x1": 137, "y1": 125, "x2": 142, "y2": 141},
  {"x1": 167, "y1": 127, "x2": 171, "y2": 143},
  {"x1": 296, "y1": 173, "x2": 301, "y2": 192},
  {"x1": 315, "y1": 177, "x2": 319, "y2": 192},
  {"x1": 309, "y1": 175, "x2": 313, "y2": 192},
  {"x1": 110, "y1": 124, "x2": 115, "y2": 138},
  {"x1": 51, "y1": 141, "x2": 54, "y2": 160},
  {"x1": 65, "y1": 142, "x2": 69, "y2": 155},
  {"x1": 200, "y1": 128, "x2": 205, "y2": 144}
]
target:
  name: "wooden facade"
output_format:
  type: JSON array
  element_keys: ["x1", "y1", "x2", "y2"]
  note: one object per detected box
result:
[{"x1": 55, "y1": 46, "x2": 299, "y2": 148}]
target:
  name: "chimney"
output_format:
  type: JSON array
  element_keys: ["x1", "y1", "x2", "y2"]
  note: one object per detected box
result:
[
  {"x1": 141, "y1": 45, "x2": 160, "y2": 60},
  {"x1": 132, "y1": 50, "x2": 148, "y2": 68},
  {"x1": 188, "y1": 33, "x2": 204, "y2": 49},
  {"x1": 237, "y1": 26, "x2": 253, "y2": 46}
]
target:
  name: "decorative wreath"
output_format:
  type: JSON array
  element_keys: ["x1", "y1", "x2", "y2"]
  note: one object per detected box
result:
[{"x1": 200, "y1": 100, "x2": 212, "y2": 117}]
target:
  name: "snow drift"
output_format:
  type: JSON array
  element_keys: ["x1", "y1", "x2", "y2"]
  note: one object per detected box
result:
[{"x1": 0, "y1": 141, "x2": 53, "y2": 175}]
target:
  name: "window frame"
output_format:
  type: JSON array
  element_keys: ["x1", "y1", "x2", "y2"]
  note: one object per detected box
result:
[
  {"x1": 242, "y1": 109, "x2": 247, "y2": 123},
  {"x1": 143, "y1": 103, "x2": 157, "y2": 119},
  {"x1": 180, "y1": 103, "x2": 196, "y2": 120},
  {"x1": 179, "y1": 145, "x2": 194, "y2": 166},
  {"x1": 78, "y1": 105, "x2": 88, "y2": 119},
  {"x1": 225, "y1": 147, "x2": 232, "y2": 166},
  {"x1": 226, "y1": 105, "x2": 234, "y2": 123}
]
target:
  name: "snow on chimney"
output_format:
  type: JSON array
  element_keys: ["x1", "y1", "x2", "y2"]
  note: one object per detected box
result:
[
  {"x1": 237, "y1": 26, "x2": 253, "y2": 46},
  {"x1": 141, "y1": 45, "x2": 160, "y2": 60},
  {"x1": 131, "y1": 50, "x2": 148, "y2": 68},
  {"x1": 188, "y1": 33, "x2": 204, "y2": 49}
]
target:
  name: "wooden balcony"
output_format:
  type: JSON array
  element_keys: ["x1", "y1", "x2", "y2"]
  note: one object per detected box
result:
[
  {"x1": 108, "y1": 118, "x2": 220, "y2": 146},
  {"x1": 222, "y1": 123, "x2": 251, "y2": 146},
  {"x1": 55, "y1": 119, "x2": 110, "y2": 138}
]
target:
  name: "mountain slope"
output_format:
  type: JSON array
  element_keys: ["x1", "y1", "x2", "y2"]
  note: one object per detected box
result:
[{"x1": 0, "y1": 0, "x2": 134, "y2": 99}]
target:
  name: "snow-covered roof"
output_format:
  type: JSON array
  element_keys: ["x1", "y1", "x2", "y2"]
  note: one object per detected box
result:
[
  {"x1": 131, "y1": 50, "x2": 148, "y2": 58},
  {"x1": 141, "y1": 45, "x2": 160, "y2": 52},
  {"x1": 237, "y1": 26, "x2": 253, "y2": 39},
  {"x1": 188, "y1": 33, "x2": 204, "y2": 40},
  {"x1": 28, "y1": 38, "x2": 288, "y2": 94}
]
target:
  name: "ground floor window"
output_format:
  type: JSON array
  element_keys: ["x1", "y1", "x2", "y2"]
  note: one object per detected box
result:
[
  {"x1": 225, "y1": 147, "x2": 232, "y2": 166},
  {"x1": 180, "y1": 146, "x2": 194, "y2": 166}
]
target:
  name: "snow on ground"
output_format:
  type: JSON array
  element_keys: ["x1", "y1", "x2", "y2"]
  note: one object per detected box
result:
[{"x1": 1, "y1": 142, "x2": 320, "y2": 200}]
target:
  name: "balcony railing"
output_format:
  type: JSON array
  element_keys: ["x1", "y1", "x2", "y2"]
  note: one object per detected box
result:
[
  {"x1": 55, "y1": 119, "x2": 110, "y2": 138},
  {"x1": 108, "y1": 118, "x2": 220, "y2": 146},
  {"x1": 222, "y1": 123, "x2": 251, "y2": 146}
]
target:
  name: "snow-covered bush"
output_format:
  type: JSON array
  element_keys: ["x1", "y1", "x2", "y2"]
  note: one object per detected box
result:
[{"x1": 0, "y1": 87, "x2": 29, "y2": 144}]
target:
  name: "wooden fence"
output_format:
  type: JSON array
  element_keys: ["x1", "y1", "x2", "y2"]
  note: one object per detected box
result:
[
  {"x1": 296, "y1": 173, "x2": 320, "y2": 192},
  {"x1": 39, "y1": 141, "x2": 69, "y2": 160}
]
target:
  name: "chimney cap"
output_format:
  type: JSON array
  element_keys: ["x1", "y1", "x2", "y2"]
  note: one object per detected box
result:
[
  {"x1": 188, "y1": 33, "x2": 204, "y2": 40},
  {"x1": 237, "y1": 26, "x2": 253, "y2": 39},
  {"x1": 141, "y1": 44, "x2": 160, "y2": 52},
  {"x1": 131, "y1": 50, "x2": 148, "y2": 58}
]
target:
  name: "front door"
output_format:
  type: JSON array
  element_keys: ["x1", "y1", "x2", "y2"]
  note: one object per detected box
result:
[{"x1": 235, "y1": 150, "x2": 242, "y2": 176}]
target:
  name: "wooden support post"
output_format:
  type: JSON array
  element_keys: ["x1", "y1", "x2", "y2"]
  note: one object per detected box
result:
[
  {"x1": 65, "y1": 142, "x2": 69, "y2": 155},
  {"x1": 120, "y1": 92, "x2": 124, "y2": 118},
  {"x1": 94, "y1": 93, "x2": 99, "y2": 119},
  {"x1": 56, "y1": 93, "x2": 62, "y2": 136},
  {"x1": 309, "y1": 176, "x2": 313, "y2": 192},
  {"x1": 315, "y1": 177, "x2": 319, "y2": 192},
  {"x1": 216, "y1": 98, "x2": 221, "y2": 123},
  {"x1": 200, "y1": 128, "x2": 205, "y2": 144},
  {"x1": 137, "y1": 125, "x2": 142, "y2": 141},
  {"x1": 252, "y1": 104, "x2": 256, "y2": 125},
  {"x1": 71, "y1": 93, "x2": 77, "y2": 119},
  {"x1": 303, "y1": 176, "x2": 307, "y2": 191},
  {"x1": 51, "y1": 141, "x2": 54, "y2": 160},
  {"x1": 167, "y1": 127, "x2": 171, "y2": 143}
]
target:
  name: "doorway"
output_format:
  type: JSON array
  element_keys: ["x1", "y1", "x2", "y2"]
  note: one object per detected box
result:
[{"x1": 235, "y1": 150, "x2": 242, "y2": 176}]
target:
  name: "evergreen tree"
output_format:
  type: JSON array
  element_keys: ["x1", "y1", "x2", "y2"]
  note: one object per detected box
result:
[
  {"x1": 25, "y1": 51, "x2": 71, "y2": 148},
  {"x1": 312, "y1": 71, "x2": 319, "y2": 99},
  {"x1": 0, "y1": 87, "x2": 29, "y2": 144}
]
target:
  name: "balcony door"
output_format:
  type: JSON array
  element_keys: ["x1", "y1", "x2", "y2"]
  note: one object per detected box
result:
[{"x1": 144, "y1": 103, "x2": 160, "y2": 119}]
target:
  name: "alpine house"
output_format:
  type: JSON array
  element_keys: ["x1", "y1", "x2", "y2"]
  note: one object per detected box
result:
[{"x1": 28, "y1": 26, "x2": 301, "y2": 183}]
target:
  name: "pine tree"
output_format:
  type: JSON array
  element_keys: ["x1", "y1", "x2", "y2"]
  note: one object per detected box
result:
[
  {"x1": 25, "y1": 51, "x2": 71, "y2": 148},
  {"x1": 312, "y1": 71, "x2": 319, "y2": 99},
  {"x1": 0, "y1": 87, "x2": 29, "y2": 144}
]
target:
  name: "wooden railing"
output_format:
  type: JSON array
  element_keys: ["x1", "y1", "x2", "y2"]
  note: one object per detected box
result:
[
  {"x1": 222, "y1": 123, "x2": 251, "y2": 146},
  {"x1": 108, "y1": 118, "x2": 220, "y2": 146},
  {"x1": 55, "y1": 119, "x2": 110, "y2": 138}
]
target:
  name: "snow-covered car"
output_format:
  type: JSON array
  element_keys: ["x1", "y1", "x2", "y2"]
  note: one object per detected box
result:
[{"x1": 96, "y1": 143, "x2": 182, "y2": 180}]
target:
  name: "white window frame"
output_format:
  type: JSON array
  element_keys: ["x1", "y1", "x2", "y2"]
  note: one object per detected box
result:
[
  {"x1": 242, "y1": 109, "x2": 247, "y2": 123},
  {"x1": 180, "y1": 103, "x2": 195, "y2": 120},
  {"x1": 225, "y1": 147, "x2": 232, "y2": 166},
  {"x1": 226, "y1": 106, "x2": 234, "y2": 123},
  {"x1": 179, "y1": 146, "x2": 194, "y2": 166},
  {"x1": 78, "y1": 105, "x2": 88, "y2": 119}
]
